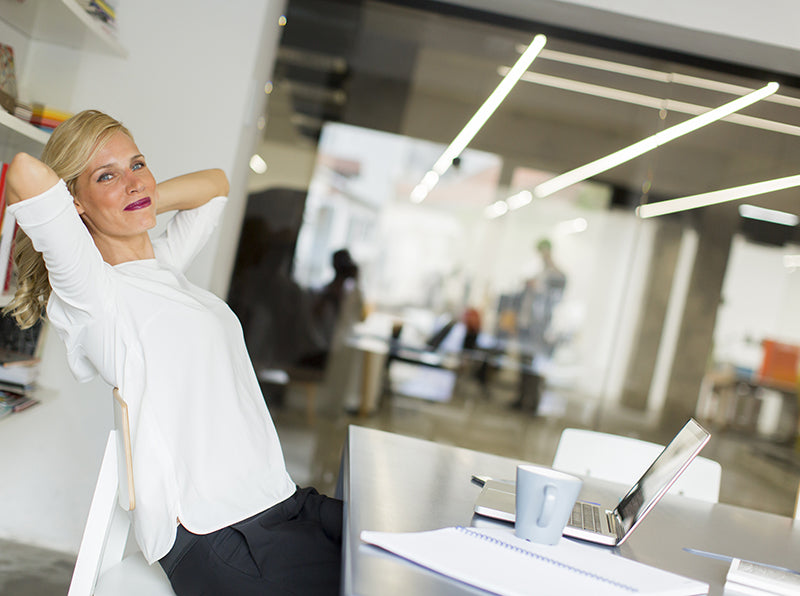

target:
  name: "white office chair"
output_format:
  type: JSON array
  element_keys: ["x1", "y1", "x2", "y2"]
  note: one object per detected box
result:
[
  {"x1": 68, "y1": 390, "x2": 174, "y2": 595},
  {"x1": 794, "y1": 480, "x2": 800, "y2": 520},
  {"x1": 552, "y1": 427, "x2": 722, "y2": 503}
]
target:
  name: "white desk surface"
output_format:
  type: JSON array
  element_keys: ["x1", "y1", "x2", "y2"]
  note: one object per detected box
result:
[{"x1": 340, "y1": 425, "x2": 800, "y2": 596}]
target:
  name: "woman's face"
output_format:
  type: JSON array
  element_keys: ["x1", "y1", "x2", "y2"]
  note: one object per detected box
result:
[{"x1": 73, "y1": 131, "x2": 158, "y2": 243}]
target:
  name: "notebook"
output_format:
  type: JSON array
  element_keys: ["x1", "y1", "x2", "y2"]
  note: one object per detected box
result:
[
  {"x1": 361, "y1": 526, "x2": 709, "y2": 595},
  {"x1": 473, "y1": 418, "x2": 711, "y2": 546}
]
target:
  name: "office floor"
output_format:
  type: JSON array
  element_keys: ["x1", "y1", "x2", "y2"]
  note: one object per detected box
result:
[{"x1": 3, "y1": 371, "x2": 799, "y2": 595}]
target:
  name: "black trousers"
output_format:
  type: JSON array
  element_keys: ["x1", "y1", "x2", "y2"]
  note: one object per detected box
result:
[{"x1": 160, "y1": 487, "x2": 343, "y2": 596}]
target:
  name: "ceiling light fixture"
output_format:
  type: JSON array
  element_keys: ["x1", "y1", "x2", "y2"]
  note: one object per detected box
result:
[
  {"x1": 503, "y1": 69, "x2": 800, "y2": 137},
  {"x1": 533, "y1": 82, "x2": 779, "y2": 199},
  {"x1": 636, "y1": 173, "x2": 800, "y2": 218},
  {"x1": 249, "y1": 154, "x2": 268, "y2": 174},
  {"x1": 482, "y1": 190, "x2": 532, "y2": 219},
  {"x1": 738, "y1": 203, "x2": 799, "y2": 226},
  {"x1": 506, "y1": 190, "x2": 533, "y2": 210},
  {"x1": 521, "y1": 46, "x2": 800, "y2": 109},
  {"x1": 555, "y1": 217, "x2": 589, "y2": 235},
  {"x1": 484, "y1": 200, "x2": 509, "y2": 219},
  {"x1": 411, "y1": 34, "x2": 547, "y2": 203}
]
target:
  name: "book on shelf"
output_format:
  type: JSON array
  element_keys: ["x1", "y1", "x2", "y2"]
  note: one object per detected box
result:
[
  {"x1": 0, "y1": 89, "x2": 15, "y2": 116},
  {"x1": 0, "y1": 344, "x2": 40, "y2": 388},
  {"x1": 0, "y1": 355, "x2": 39, "y2": 387},
  {"x1": 0, "y1": 43, "x2": 17, "y2": 115},
  {"x1": 77, "y1": 0, "x2": 118, "y2": 29},
  {"x1": 0, "y1": 389, "x2": 39, "y2": 420},
  {"x1": 0, "y1": 163, "x2": 16, "y2": 294},
  {"x1": 0, "y1": 301, "x2": 46, "y2": 391},
  {"x1": 13, "y1": 101, "x2": 32, "y2": 123},
  {"x1": 27, "y1": 103, "x2": 72, "y2": 132},
  {"x1": 0, "y1": 347, "x2": 39, "y2": 367}
]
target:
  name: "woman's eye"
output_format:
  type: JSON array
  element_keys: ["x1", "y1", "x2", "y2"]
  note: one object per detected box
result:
[
  {"x1": 132, "y1": 161, "x2": 145, "y2": 171},
  {"x1": 97, "y1": 172, "x2": 113, "y2": 182}
]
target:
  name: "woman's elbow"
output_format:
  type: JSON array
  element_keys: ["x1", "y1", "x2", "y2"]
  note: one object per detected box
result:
[
  {"x1": 6, "y1": 153, "x2": 59, "y2": 204},
  {"x1": 213, "y1": 169, "x2": 230, "y2": 197}
]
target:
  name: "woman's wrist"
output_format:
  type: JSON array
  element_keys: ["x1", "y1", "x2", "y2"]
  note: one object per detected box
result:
[{"x1": 156, "y1": 169, "x2": 229, "y2": 214}]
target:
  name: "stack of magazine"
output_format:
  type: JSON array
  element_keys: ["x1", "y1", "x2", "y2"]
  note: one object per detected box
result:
[{"x1": 0, "y1": 348, "x2": 40, "y2": 419}]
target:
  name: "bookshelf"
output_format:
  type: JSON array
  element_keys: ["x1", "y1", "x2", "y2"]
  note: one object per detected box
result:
[
  {"x1": 0, "y1": 0, "x2": 127, "y2": 58},
  {"x1": 0, "y1": 109, "x2": 49, "y2": 159},
  {"x1": 0, "y1": 0, "x2": 128, "y2": 158},
  {"x1": 0, "y1": 0, "x2": 128, "y2": 387}
]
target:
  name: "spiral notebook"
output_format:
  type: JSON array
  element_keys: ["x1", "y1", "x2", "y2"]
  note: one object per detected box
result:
[{"x1": 361, "y1": 526, "x2": 708, "y2": 596}]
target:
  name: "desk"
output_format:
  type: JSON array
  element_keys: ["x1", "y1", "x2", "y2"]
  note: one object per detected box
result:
[{"x1": 340, "y1": 425, "x2": 800, "y2": 596}]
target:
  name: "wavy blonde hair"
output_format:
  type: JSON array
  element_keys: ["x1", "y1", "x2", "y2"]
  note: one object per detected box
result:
[{"x1": 3, "y1": 110, "x2": 133, "y2": 328}]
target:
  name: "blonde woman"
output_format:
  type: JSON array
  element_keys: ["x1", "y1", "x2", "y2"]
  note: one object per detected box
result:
[{"x1": 5, "y1": 110, "x2": 342, "y2": 595}]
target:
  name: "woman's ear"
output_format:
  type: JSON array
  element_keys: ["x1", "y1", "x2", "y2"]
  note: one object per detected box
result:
[{"x1": 73, "y1": 198, "x2": 86, "y2": 216}]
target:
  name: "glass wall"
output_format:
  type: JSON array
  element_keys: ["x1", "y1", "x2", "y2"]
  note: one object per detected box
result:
[{"x1": 239, "y1": 0, "x2": 800, "y2": 431}]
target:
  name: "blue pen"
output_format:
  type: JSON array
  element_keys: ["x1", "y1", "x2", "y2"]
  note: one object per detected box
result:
[{"x1": 683, "y1": 547, "x2": 800, "y2": 576}]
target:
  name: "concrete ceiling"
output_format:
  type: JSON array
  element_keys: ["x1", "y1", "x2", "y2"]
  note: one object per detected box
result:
[{"x1": 263, "y1": 0, "x2": 800, "y2": 231}]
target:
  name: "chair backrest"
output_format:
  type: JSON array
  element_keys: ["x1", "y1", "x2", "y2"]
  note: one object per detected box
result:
[
  {"x1": 552, "y1": 428, "x2": 721, "y2": 503},
  {"x1": 795, "y1": 480, "x2": 800, "y2": 520},
  {"x1": 68, "y1": 391, "x2": 174, "y2": 596},
  {"x1": 112, "y1": 389, "x2": 135, "y2": 511}
]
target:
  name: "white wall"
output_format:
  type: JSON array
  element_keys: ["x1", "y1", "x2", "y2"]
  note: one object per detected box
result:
[
  {"x1": 248, "y1": 139, "x2": 318, "y2": 194},
  {"x1": 0, "y1": 0, "x2": 285, "y2": 553},
  {"x1": 714, "y1": 237, "x2": 800, "y2": 370}
]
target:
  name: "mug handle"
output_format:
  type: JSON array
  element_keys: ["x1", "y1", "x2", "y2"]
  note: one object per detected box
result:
[{"x1": 537, "y1": 484, "x2": 558, "y2": 527}]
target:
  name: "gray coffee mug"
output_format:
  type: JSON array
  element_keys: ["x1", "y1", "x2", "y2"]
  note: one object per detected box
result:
[{"x1": 515, "y1": 464, "x2": 583, "y2": 545}]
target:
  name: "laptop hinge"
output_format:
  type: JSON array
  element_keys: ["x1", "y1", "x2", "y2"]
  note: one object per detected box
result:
[{"x1": 608, "y1": 511, "x2": 624, "y2": 539}]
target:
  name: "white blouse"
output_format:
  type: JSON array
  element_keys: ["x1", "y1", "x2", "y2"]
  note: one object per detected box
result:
[{"x1": 9, "y1": 180, "x2": 296, "y2": 564}]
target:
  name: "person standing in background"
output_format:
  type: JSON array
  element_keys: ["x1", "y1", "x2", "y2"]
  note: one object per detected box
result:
[{"x1": 512, "y1": 238, "x2": 567, "y2": 412}]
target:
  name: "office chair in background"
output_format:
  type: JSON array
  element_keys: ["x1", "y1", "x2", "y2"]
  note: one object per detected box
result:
[{"x1": 552, "y1": 427, "x2": 722, "y2": 503}]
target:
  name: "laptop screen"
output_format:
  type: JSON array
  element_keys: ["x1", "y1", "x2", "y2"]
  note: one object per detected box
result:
[{"x1": 615, "y1": 419, "x2": 711, "y2": 534}]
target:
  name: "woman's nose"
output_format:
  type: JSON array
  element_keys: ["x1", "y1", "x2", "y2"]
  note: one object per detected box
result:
[{"x1": 126, "y1": 172, "x2": 145, "y2": 193}]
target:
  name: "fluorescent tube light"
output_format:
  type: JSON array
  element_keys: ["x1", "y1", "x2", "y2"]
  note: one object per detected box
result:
[
  {"x1": 533, "y1": 82, "x2": 779, "y2": 199},
  {"x1": 522, "y1": 46, "x2": 800, "y2": 109},
  {"x1": 555, "y1": 217, "x2": 588, "y2": 235},
  {"x1": 484, "y1": 200, "x2": 509, "y2": 219},
  {"x1": 412, "y1": 34, "x2": 546, "y2": 201},
  {"x1": 506, "y1": 190, "x2": 532, "y2": 210},
  {"x1": 504, "y1": 69, "x2": 800, "y2": 137},
  {"x1": 636, "y1": 174, "x2": 800, "y2": 218},
  {"x1": 739, "y1": 204, "x2": 799, "y2": 226}
]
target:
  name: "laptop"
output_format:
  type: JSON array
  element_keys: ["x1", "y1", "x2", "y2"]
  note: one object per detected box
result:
[{"x1": 473, "y1": 418, "x2": 711, "y2": 546}]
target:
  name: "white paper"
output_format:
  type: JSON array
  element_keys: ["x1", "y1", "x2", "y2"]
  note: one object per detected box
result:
[{"x1": 361, "y1": 526, "x2": 709, "y2": 596}]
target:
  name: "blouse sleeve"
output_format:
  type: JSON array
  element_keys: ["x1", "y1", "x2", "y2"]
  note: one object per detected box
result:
[
  {"x1": 8, "y1": 179, "x2": 110, "y2": 319},
  {"x1": 152, "y1": 196, "x2": 227, "y2": 272}
]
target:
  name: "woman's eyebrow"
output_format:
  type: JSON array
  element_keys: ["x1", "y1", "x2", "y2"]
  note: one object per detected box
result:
[{"x1": 89, "y1": 154, "x2": 144, "y2": 176}]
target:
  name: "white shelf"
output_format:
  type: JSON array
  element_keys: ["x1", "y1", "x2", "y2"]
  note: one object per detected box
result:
[
  {"x1": 0, "y1": 0, "x2": 127, "y2": 58},
  {"x1": 0, "y1": 109, "x2": 49, "y2": 156}
]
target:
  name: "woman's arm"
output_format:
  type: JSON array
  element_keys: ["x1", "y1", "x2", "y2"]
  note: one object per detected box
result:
[
  {"x1": 5, "y1": 153, "x2": 59, "y2": 205},
  {"x1": 156, "y1": 169, "x2": 229, "y2": 214}
]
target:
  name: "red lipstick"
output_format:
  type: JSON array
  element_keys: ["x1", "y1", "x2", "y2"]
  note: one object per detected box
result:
[{"x1": 124, "y1": 197, "x2": 152, "y2": 211}]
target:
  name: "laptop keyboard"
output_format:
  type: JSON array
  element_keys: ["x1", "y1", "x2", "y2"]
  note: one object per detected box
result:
[{"x1": 570, "y1": 501, "x2": 603, "y2": 532}]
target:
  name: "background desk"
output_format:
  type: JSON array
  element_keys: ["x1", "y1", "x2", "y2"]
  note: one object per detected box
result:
[{"x1": 340, "y1": 425, "x2": 800, "y2": 596}]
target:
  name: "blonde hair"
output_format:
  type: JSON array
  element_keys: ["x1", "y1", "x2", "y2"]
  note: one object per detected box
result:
[{"x1": 3, "y1": 110, "x2": 133, "y2": 328}]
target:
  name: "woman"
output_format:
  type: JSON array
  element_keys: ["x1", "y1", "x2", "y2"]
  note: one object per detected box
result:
[{"x1": 4, "y1": 110, "x2": 342, "y2": 595}]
